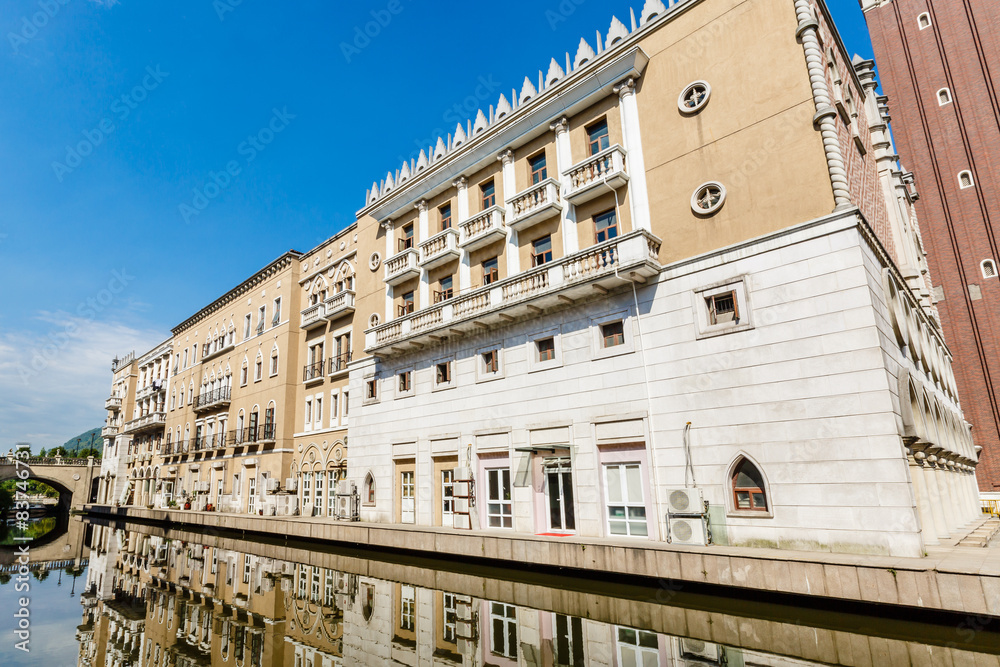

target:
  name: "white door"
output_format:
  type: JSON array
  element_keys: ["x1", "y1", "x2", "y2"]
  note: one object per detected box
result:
[
  {"x1": 247, "y1": 475, "x2": 257, "y2": 514},
  {"x1": 401, "y1": 471, "x2": 415, "y2": 524}
]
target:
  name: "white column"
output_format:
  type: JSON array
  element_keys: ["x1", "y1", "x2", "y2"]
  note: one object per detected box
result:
[
  {"x1": 497, "y1": 149, "x2": 519, "y2": 278},
  {"x1": 550, "y1": 116, "x2": 579, "y2": 255},
  {"x1": 454, "y1": 178, "x2": 471, "y2": 290},
  {"x1": 930, "y1": 454, "x2": 958, "y2": 532},
  {"x1": 969, "y1": 466, "x2": 983, "y2": 518},
  {"x1": 918, "y1": 450, "x2": 951, "y2": 539},
  {"x1": 382, "y1": 220, "x2": 394, "y2": 321},
  {"x1": 614, "y1": 76, "x2": 651, "y2": 232},
  {"x1": 907, "y1": 450, "x2": 938, "y2": 545},
  {"x1": 945, "y1": 460, "x2": 967, "y2": 526},
  {"x1": 416, "y1": 201, "x2": 430, "y2": 307}
]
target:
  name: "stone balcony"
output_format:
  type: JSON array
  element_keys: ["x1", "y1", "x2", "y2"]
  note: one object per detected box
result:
[
  {"x1": 459, "y1": 205, "x2": 507, "y2": 251},
  {"x1": 201, "y1": 341, "x2": 235, "y2": 363},
  {"x1": 384, "y1": 248, "x2": 420, "y2": 286},
  {"x1": 507, "y1": 178, "x2": 563, "y2": 232},
  {"x1": 135, "y1": 381, "x2": 165, "y2": 402},
  {"x1": 105, "y1": 396, "x2": 122, "y2": 411},
  {"x1": 366, "y1": 229, "x2": 662, "y2": 354},
  {"x1": 418, "y1": 228, "x2": 461, "y2": 269},
  {"x1": 563, "y1": 145, "x2": 629, "y2": 205},
  {"x1": 122, "y1": 411, "x2": 167, "y2": 435},
  {"x1": 101, "y1": 425, "x2": 119, "y2": 438},
  {"x1": 300, "y1": 302, "x2": 326, "y2": 330},
  {"x1": 323, "y1": 289, "x2": 355, "y2": 321}
]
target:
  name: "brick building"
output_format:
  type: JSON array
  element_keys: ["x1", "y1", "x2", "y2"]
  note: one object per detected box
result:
[{"x1": 862, "y1": 0, "x2": 1000, "y2": 490}]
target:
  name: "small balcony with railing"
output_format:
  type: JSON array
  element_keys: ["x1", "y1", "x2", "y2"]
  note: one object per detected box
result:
[
  {"x1": 105, "y1": 396, "x2": 122, "y2": 411},
  {"x1": 300, "y1": 301, "x2": 326, "y2": 330},
  {"x1": 193, "y1": 386, "x2": 231, "y2": 414},
  {"x1": 101, "y1": 425, "x2": 119, "y2": 438},
  {"x1": 122, "y1": 411, "x2": 167, "y2": 435},
  {"x1": 323, "y1": 290, "x2": 355, "y2": 321},
  {"x1": 231, "y1": 424, "x2": 277, "y2": 445},
  {"x1": 384, "y1": 248, "x2": 420, "y2": 286},
  {"x1": 418, "y1": 228, "x2": 461, "y2": 269},
  {"x1": 202, "y1": 340, "x2": 235, "y2": 363},
  {"x1": 458, "y1": 205, "x2": 507, "y2": 251},
  {"x1": 563, "y1": 145, "x2": 629, "y2": 205},
  {"x1": 328, "y1": 351, "x2": 352, "y2": 377},
  {"x1": 507, "y1": 178, "x2": 563, "y2": 232},
  {"x1": 303, "y1": 360, "x2": 325, "y2": 384},
  {"x1": 136, "y1": 380, "x2": 165, "y2": 402},
  {"x1": 366, "y1": 229, "x2": 662, "y2": 354}
]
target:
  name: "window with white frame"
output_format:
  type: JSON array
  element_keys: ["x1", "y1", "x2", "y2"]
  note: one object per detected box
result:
[
  {"x1": 304, "y1": 399, "x2": 313, "y2": 431},
  {"x1": 477, "y1": 348, "x2": 502, "y2": 382},
  {"x1": 938, "y1": 88, "x2": 952, "y2": 105},
  {"x1": 485, "y1": 467, "x2": 512, "y2": 528},
  {"x1": 616, "y1": 627, "x2": 658, "y2": 666},
  {"x1": 694, "y1": 278, "x2": 752, "y2": 339},
  {"x1": 603, "y1": 463, "x2": 648, "y2": 537},
  {"x1": 434, "y1": 359, "x2": 453, "y2": 390},
  {"x1": 489, "y1": 602, "x2": 517, "y2": 659},
  {"x1": 918, "y1": 12, "x2": 931, "y2": 29},
  {"x1": 959, "y1": 170, "x2": 975, "y2": 189},
  {"x1": 330, "y1": 391, "x2": 339, "y2": 427},
  {"x1": 593, "y1": 311, "x2": 634, "y2": 359},
  {"x1": 270, "y1": 347, "x2": 279, "y2": 376},
  {"x1": 254, "y1": 353, "x2": 263, "y2": 382},
  {"x1": 400, "y1": 585, "x2": 416, "y2": 632},
  {"x1": 272, "y1": 297, "x2": 281, "y2": 326},
  {"x1": 314, "y1": 395, "x2": 323, "y2": 429},
  {"x1": 982, "y1": 259, "x2": 997, "y2": 279},
  {"x1": 244, "y1": 314, "x2": 252, "y2": 340}
]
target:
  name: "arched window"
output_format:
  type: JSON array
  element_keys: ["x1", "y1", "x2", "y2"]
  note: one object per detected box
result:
[
  {"x1": 731, "y1": 458, "x2": 768, "y2": 511},
  {"x1": 938, "y1": 88, "x2": 952, "y2": 105},
  {"x1": 270, "y1": 346, "x2": 279, "y2": 376},
  {"x1": 959, "y1": 170, "x2": 975, "y2": 189},
  {"x1": 187, "y1": 382, "x2": 194, "y2": 405},
  {"x1": 361, "y1": 583, "x2": 375, "y2": 622},
  {"x1": 982, "y1": 259, "x2": 997, "y2": 279},
  {"x1": 363, "y1": 472, "x2": 376, "y2": 505},
  {"x1": 240, "y1": 358, "x2": 249, "y2": 386},
  {"x1": 254, "y1": 353, "x2": 263, "y2": 382},
  {"x1": 918, "y1": 12, "x2": 931, "y2": 30}
]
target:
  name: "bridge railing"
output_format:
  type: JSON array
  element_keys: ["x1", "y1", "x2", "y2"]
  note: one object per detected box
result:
[{"x1": 1, "y1": 455, "x2": 100, "y2": 466}]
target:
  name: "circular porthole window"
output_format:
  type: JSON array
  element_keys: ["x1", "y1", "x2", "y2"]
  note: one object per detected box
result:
[
  {"x1": 368, "y1": 252, "x2": 381, "y2": 271},
  {"x1": 691, "y1": 182, "x2": 726, "y2": 216},
  {"x1": 368, "y1": 313, "x2": 381, "y2": 328},
  {"x1": 678, "y1": 81, "x2": 711, "y2": 114}
]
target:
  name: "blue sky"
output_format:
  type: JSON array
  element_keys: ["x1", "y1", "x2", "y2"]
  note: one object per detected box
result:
[{"x1": 0, "y1": 0, "x2": 875, "y2": 449}]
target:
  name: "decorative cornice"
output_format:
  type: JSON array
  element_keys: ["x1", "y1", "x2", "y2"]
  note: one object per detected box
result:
[
  {"x1": 414, "y1": 200, "x2": 428, "y2": 213},
  {"x1": 614, "y1": 76, "x2": 637, "y2": 98},
  {"x1": 496, "y1": 149, "x2": 514, "y2": 165},
  {"x1": 549, "y1": 116, "x2": 569, "y2": 134},
  {"x1": 452, "y1": 177, "x2": 468, "y2": 190}
]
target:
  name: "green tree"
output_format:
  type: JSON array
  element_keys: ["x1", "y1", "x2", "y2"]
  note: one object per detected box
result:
[
  {"x1": 38, "y1": 448, "x2": 46, "y2": 457},
  {"x1": 32, "y1": 568, "x2": 49, "y2": 582}
]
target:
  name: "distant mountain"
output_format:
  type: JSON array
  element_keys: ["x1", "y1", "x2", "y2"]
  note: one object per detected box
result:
[{"x1": 61, "y1": 428, "x2": 102, "y2": 453}]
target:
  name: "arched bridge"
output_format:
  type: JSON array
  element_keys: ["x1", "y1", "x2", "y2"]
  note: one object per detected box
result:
[{"x1": 0, "y1": 456, "x2": 100, "y2": 510}]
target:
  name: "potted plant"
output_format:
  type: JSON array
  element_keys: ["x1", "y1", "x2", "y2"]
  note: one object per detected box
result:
[{"x1": 184, "y1": 501, "x2": 191, "y2": 510}]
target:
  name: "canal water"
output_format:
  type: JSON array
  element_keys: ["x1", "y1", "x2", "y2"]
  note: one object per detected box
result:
[{"x1": 0, "y1": 516, "x2": 998, "y2": 666}]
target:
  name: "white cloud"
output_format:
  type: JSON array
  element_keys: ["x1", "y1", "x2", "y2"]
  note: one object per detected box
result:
[{"x1": 0, "y1": 313, "x2": 165, "y2": 451}]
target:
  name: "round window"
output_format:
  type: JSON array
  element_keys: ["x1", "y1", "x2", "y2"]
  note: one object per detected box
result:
[
  {"x1": 368, "y1": 252, "x2": 381, "y2": 271},
  {"x1": 368, "y1": 313, "x2": 381, "y2": 328},
  {"x1": 678, "y1": 81, "x2": 711, "y2": 114},
  {"x1": 691, "y1": 182, "x2": 726, "y2": 216}
]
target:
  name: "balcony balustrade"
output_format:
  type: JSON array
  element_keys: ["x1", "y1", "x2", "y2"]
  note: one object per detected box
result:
[
  {"x1": 384, "y1": 248, "x2": 420, "y2": 286},
  {"x1": 201, "y1": 341, "x2": 235, "y2": 363},
  {"x1": 323, "y1": 290, "x2": 355, "y2": 321},
  {"x1": 105, "y1": 396, "x2": 122, "y2": 411},
  {"x1": 418, "y1": 228, "x2": 461, "y2": 269},
  {"x1": 507, "y1": 179, "x2": 563, "y2": 232},
  {"x1": 563, "y1": 145, "x2": 629, "y2": 205},
  {"x1": 458, "y1": 205, "x2": 507, "y2": 251},
  {"x1": 300, "y1": 302, "x2": 326, "y2": 330},
  {"x1": 193, "y1": 386, "x2": 231, "y2": 413},
  {"x1": 230, "y1": 424, "x2": 277, "y2": 445},
  {"x1": 303, "y1": 360, "x2": 325, "y2": 383},
  {"x1": 101, "y1": 425, "x2": 119, "y2": 438},
  {"x1": 366, "y1": 229, "x2": 661, "y2": 354},
  {"x1": 122, "y1": 411, "x2": 167, "y2": 435},
  {"x1": 328, "y1": 351, "x2": 352, "y2": 376}
]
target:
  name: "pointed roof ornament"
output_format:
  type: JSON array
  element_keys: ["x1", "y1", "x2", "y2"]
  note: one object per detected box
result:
[
  {"x1": 416, "y1": 149, "x2": 428, "y2": 172},
  {"x1": 519, "y1": 76, "x2": 537, "y2": 106},
  {"x1": 545, "y1": 58, "x2": 565, "y2": 88},
  {"x1": 496, "y1": 94, "x2": 512, "y2": 120},
  {"x1": 574, "y1": 37, "x2": 596, "y2": 69},
  {"x1": 630, "y1": 8, "x2": 638, "y2": 31},
  {"x1": 433, "y1": 137, "x2": 447, "y2": 161},
  {"x1": 472, "y1": 109, "x2": 489, "y2": 135},
  {"x1": 399, "y1": 161, "x2": 411, "y2": 184},
  {"x1": 453, "y1": 122, "x2": 467, "y2": 148},
  {"x1": 596, "y1": 29, "x2": 603, "y2": 54},
  {"x1": 606, "y1": 16, "x2": 629, "y2": 49},
  {"x1": 640, "y1": 0, "x2": 667, "y2": 25},
  {"x1": 383, "y1": 171, "x2": 395, "y2": 193}
]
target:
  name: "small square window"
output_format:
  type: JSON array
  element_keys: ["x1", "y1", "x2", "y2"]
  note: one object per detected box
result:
[
  {"x1": 483, "y1": 257, "x2": 499, "y2": 285},
  {"x1": 595, "y1": 210, "x2": 618, "y2": 243},
  {"x1": 366, "y1": 379, "x2": 378, "y2": 400},
  {"x1": 529, "y1": 153, "x2": 547, "y2": 184},
  {"x1": 481, "y1": 180, "x2": 496, "y2": 209},
  {"x1": 399, "y1": 291, "x2": 415, "y2": 317},
  {"x1": 435, "y1": 361, "x2": 452, "y2": 385},
  {"x1": 708, "y1": 291, "x2": 739, "y2": 325},
  {"x1": 399, "y1": 224, "x2": 414, "y2": 252},
  {"x1": 601, "y1": 321, "x2": 625, "y2": 348},
  {"x1": 587, "y1": 120, "x2": 610, "y2": 155},
  {"x1": 398, "y1": 371, "x2": 412, "y2": 393},
  {"x1": 536, "y1": 337, "x2": 555, "y2": 362},
  {"x1": 439, "y1": 204, "x2": 452, "y2": 230},
  {"x1": 532, "y1": 236, "x2": 553, "y2": 267},
  {"x1": 482, "y1": 350, "x2": 499, "y2": 374},
  {"x1": 435, "y1": 276, "x2": 454, "y2": 303}
]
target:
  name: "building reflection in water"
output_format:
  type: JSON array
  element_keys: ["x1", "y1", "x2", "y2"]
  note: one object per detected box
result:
[{"x1": 75, "y1": 520, "x2": 1000, "y2": 667}]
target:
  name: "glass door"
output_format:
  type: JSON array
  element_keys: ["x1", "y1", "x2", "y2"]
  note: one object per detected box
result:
[
  {"x1": 400, "y1": 471, "x2": 415, "y2": 523},
  {"x1": 604, "y1": 463, "x2": 648, "y2": 537},
  {"x1": 545, "y1": 458, "x2": 575, "y2": 532},
  {"x1": 486, "y1": 468, "x2": 513, "y2": 528}
]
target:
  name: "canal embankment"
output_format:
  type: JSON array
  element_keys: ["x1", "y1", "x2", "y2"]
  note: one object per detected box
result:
[{"x1": 82, "y1": 503, "x2": 1000, "y2": 619}]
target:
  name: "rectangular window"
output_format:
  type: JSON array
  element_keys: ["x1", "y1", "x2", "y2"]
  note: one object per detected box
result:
[
  {"x1": 435, "y1": 361, "x2": 451, "y2": 385},
  {"x1": 258, "y1": 305, "x2": 266, "y2": 330},
  {"x1": 304, "y1": 400, "x2": 312, "y2": 429},
  {"x1": 530, "y1": 153, "x2": 547, "y2": 184},
  {"x1": 604, "y1": 463, "x2": 647, "y2": 537},
  {"x1": 247, "y1": 476, "x2": 257, "y2": 514},
  {"x1": 490, "y1": 602, "x2": 517, "y2": 659},
  {"x1": 601, "y1": 321, "x2": 625, "y2": 348},
  {"x1": 532, "y1": 236, "x2": 553, "y2": 267},
  {"x1": 183, "y1": 348, "x2": 188, "y2": 369},
  {"x1": 482, "y1": 350, "x2": 499, "y2": 375},
  {"x1": 483, "y1": 257, "x2": 499, "y2": 285},
  {"x1": 343, "y1": 391, "x2": 349, "y2": 419},
  {"x1": 400, "y1": 470, "x2": 415, "y2": 524},
  {"x1": 330, "y1": 391, "x2": 339, "y2": 427},
  {"x1": 439, "y1": 204, "x2": 452, "y2": 230},
  {"x1": 708, "y1": 291, "x2": 738, "y2": 325},
  {"x1": 481, "y1": 179, "x2": 496, "y2": 209},
  {"x1": 486, "y1": 468, "x2": 512, "y2": 528},
  {"x1": 244, "y1": 314, "x2": 252, "y2": 340},
  {"x1": 537, "y1": 337, "x2": 555, "y2": 362},
  {"x1": 399, "y1": 224, "x2": 414, "y2": 252},
  {"x1": 616, "y1": 627, "x2": 658, "y2": 666},
  {"x1": 553, "y1": 614, "x2": 585, "y2": 665},
  {"x1": 442, "y1": 593, "x2": 458, "y2": 643},
  {"x1": 315, "y1": 396, "x2": 322, "y2": 426},
  {"x1": 595, "y1": 209, "x2": 618, "y2": 243},
  {"x1": 400, "y1": 585, "x2": 416, "y2": 631},
  {"x1": 435, "y1": 276, "x2": 454, "y2": 303},
  {"x1": 398, "y1": 371, "x2": 412, "y2": 393},
  {"x1": 587, "y1": 120, "x2": 610, "y2": 155},
  {"x1": 243, "y1": 554, "x2": 252, "y2": 584},
  {"x1": 441, "y1": 469, "x2": 455, "y2": 525},
  {"x1": 272, "y1": 298, "x2": 281, "y2": 325},
  {"x1": 366, "y1": 378, "x2": 378, "y2": 400},
  {"x1": 399, "y1": 291, "x2": 415, "y2": 317}
]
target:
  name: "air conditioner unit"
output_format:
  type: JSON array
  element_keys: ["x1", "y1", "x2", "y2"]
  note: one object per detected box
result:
[
  {"x1": 285, "y1": 478, "x2": 298, "y2": 492},
  {"x1": 337, "y1": 480, "x2": 355, "y2": 496},
  {"x1": 666, "y1": 488, "x2": 704, "y2": 515},
  {"x1": 265, "y1": 479, "x2": 279, "y2": 493},
  {"x1": 280, "y1": 576, "x2": 292, "y2": 592},
  {"x1": 678, "y1": 638, "x2": 722, "y2": 661},
  {"x1": 261, "y1": 576, "x2": 275, "y2": 593},
  {"x1": 668, "y1": 516, "x2": 708, "y2": 546},
  {"x1": 243, "y1": 458, "x2": 258, "y2": 467}
]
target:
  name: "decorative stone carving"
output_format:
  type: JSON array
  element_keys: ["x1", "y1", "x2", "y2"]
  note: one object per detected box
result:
[
  {"x1": 473, "y1": 109, "x2": 489, "y2": 135},
  {"x1": 453, "y1": 122, "x2": 467, "y2": 148},
  {"x1": 606, "y1": 16, "x2": 629, "y2": 49},
  {"x1": 416, "y1": 149, "x2": 428, "y2": 172},
  {"x1": 497, "y1": 149, "x2": 514, "y2": 166},
  {"x1": 549, "y1": 116, "x2": 569, "y2": 134},
  {"x1": 496, "y1": 94, "x2": 512, "y2": 120},
  {"x1": 433, "y1": 137, "x2": 447, "y2": 161},
  {"x1": 640, "y1": 0, "x2": 667, "y2": 25},
  {"x1": 545, "y1": 58, "x2": 565, "y2": 88},
  {"x1": 519, "y1": 76, "x2": 537, "y2": 106},
  {"x1": 574, "y1": 37, "x2": 596, "y2": 69}
]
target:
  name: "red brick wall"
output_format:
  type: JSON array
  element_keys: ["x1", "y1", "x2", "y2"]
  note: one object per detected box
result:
[{"x1": 865, "y1": 0, "x2": 1000, "y2": 490}]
